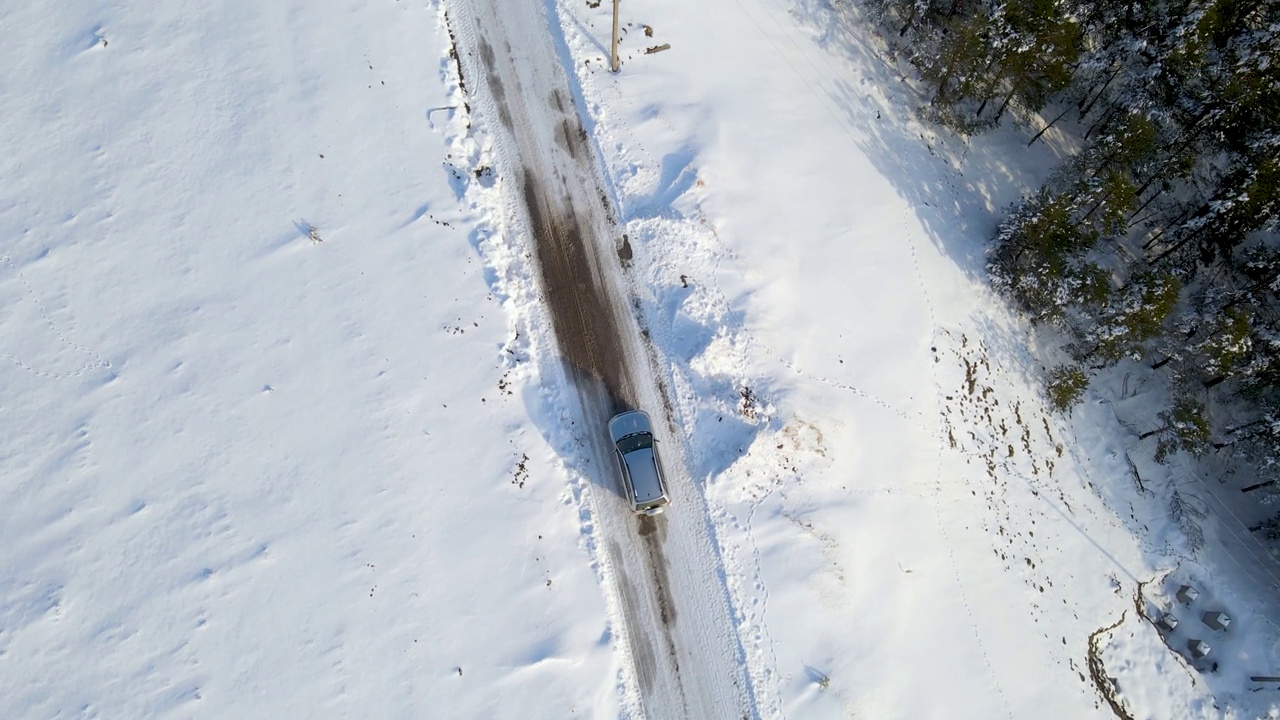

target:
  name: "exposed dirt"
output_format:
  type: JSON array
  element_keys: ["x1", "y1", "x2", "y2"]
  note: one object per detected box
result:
[
  {"x1": 517, "y1": 166, "x2": 633, "y2": 413},
  {"x1": 476, "y1": 33, "x2": 634, "y2": 415}
]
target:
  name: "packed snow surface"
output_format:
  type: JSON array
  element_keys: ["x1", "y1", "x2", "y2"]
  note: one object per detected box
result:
[{"x1": 2, "y1": 0, "x2": 1279, "y2": 718}]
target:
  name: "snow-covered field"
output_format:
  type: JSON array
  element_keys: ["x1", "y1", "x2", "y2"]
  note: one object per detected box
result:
[{"x1": 3, "y1": 0, "x2": 1279, "y2": 718}]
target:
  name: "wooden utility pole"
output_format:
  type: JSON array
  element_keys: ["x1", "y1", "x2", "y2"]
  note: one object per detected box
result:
[{"x1": 611, "y1": 0, "x2": 620, "y2": 72}]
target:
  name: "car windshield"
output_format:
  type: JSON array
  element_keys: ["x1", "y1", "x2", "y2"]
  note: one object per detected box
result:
[{"x1": 616, "y1": 432, "x2": 652, "y2": 454}]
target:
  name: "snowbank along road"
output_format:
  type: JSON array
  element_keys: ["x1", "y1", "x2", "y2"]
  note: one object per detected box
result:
[{"x1": 447, "y1": 0, "x2": 756, "y2": 717}]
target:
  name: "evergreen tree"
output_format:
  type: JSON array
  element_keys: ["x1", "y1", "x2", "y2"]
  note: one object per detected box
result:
[
  {"x1": 1140, "y1": 391, "x2": 1213, "y2": 461},
  {"x1": 990, "y1": 188, "x2": 1104, "y2": 322},
  {"x1": 1073, "y1": 271, "x2": 1181, "y2": 365}
]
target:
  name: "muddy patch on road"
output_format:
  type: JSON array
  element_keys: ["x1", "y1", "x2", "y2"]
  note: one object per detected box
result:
[
  {"x1": 476, "y1": 18, "x2": 632, "y2": 411},
  {"x1": 613, "y1": 525, "x2": 687, "y2": 710},
  {"x1": 639, "y1": 516, "x2": 679, "y2": 627},
  {"x1": 477, "y1": 37, "x2": 514, "y2": 130},
  {"x1": 611, "y1": 539, "x2": 661, "y2": 694},
  {"x1": 519, "y1": 167, "x2": 633, "y2": 412}
]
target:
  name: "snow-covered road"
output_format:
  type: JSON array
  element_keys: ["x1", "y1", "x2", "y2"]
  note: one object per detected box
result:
[{"x1": 446, "y1": 1, "x2": 756, "y2": 716}]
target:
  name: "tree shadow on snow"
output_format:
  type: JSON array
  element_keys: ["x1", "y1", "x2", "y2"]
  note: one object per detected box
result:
[{"x1": 787, "y1": 0, "x2": 1071, "y2": 285}]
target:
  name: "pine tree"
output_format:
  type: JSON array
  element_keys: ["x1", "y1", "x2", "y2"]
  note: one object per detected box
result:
[
  {"x1": 990, "y1": 188, "x2": 1103, "y2": 322},
  {"x1": 1047, "y1": 364, "x2": 1090, "y2": 410},
  {"x1": 1074, "y1": 271, "x2": 1181, "y2": 364},
  {"x1": 1140, "y1": 391, "x2": 1212, "y2": 462}
]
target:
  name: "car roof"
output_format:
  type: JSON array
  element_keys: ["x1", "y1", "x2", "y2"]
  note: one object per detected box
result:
[
  {"x1": 608, "y1": 410, "x2": 652, "y2": 443},
  {"x1": 622, "y1": 447, "x2": 665, "y2": 503}
]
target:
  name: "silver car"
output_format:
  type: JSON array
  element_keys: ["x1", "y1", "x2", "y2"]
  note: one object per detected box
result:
[{"x1": 608, "y1": 410, "x2": 671, "y2": 515}]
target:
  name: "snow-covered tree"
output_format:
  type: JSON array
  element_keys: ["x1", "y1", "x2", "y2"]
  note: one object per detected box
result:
[
  {"x1": 1141, "y1": 391, "x2": 1212, "y2": 461},
  {"x1": 1073, "y1": 271, "x2": 1181, "y2": 364}
]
